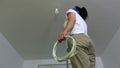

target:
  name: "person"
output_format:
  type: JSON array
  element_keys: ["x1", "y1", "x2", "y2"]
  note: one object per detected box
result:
[{"x1": 57, "y1": 6, "x2": 96, "y2": 68}]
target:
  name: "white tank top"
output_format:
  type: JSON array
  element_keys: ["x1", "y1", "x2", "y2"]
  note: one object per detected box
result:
[{"x1": 64, "y1": 9, "x2": 88, "y2": 35}]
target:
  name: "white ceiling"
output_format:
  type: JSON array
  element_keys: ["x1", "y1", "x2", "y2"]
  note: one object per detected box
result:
[{"x1": 0, "y1": 0, "x2": 120, "y2": 60}]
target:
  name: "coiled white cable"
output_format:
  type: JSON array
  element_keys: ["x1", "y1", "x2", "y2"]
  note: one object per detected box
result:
[{"x1": 52, "y1": 35, "x2": 76, "y2": 62}]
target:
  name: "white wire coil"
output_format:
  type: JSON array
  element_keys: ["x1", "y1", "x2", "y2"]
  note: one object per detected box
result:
[{"x1": 52, "y1": 35, "x2": 76, "y2": 62}]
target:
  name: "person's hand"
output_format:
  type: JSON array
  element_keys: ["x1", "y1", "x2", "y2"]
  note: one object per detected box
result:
[{"x1": 58, "y1": 31, "x2": 67, "y2": 43}]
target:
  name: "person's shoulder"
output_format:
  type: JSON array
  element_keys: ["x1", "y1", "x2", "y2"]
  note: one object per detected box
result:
[{"x1": 66, "y1": 9, "x2": 76, "y2": 14}]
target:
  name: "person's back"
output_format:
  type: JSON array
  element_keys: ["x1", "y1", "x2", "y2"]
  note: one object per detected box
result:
[{"x1": 65, "y1": 8, "x2": 88, "y2": 35}]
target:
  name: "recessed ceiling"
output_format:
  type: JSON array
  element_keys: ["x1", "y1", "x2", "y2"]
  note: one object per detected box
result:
[{"x1": 0, "y1": 0, "x2": 120, "y2": 60}]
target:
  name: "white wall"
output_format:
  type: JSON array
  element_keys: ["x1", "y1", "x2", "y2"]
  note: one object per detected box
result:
[
  {"x1": 23, "y1": 57, "x2": 104, "y2": 68},
  {"x1": 101, "y1": 27, "x2": 120, "y2": 68},
  {"x1": 0, "y1": 32, "x2": 23, "y2": 68}
]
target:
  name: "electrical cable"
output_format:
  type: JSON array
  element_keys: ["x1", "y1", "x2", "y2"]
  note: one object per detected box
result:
[{"x1": 52, "y1": 35, "x2": 76, "y2": 62}]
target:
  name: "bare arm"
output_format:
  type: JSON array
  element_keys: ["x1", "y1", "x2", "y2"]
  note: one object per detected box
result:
[{"x1": 58, "y1": 12, "x2": 76, "y2": 42}]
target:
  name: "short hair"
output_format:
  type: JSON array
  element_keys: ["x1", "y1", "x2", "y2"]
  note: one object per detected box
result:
[{"x1": 75, "y1": 6, "x2": 88, "y2": 20}]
